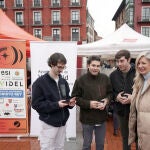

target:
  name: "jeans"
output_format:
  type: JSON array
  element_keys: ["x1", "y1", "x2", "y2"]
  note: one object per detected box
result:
[
  {"x1": 82, "y1": 122, "x2": 106, "y2": 150},
  {"x1": 118, "y1": 115, "x2": 131, "y2": 150}
]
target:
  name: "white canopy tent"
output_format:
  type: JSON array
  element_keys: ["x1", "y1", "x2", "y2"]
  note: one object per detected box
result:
[{"x1": 78, "y1": 24, "x2": 150, "y2": 58}]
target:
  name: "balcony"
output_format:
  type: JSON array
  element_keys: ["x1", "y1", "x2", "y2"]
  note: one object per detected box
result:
[
  {"x1": 0, "y1": 4, "x2": 5, "y2": 9},
  {"x1": 31, "y1": 3, "x2": 43, "y2": 9},
  {"x1": 35, "y1": 35, "x2": 42, "y2": 39},
  {"x1": 32, "y1": 21, "x2": 43, "y2": 26},
  {"x1": 69, "y1": 20, "x2": 81, "y2": 25},
  {"x1": 13, "y1": 4, "x2": 24, "y2": 10},
  {"x1": 50, "y1": 21, "x2": 62, "y2": 26},
  {"x1": 72, "y1": 37, "x2": 80, "y2": 41},
  {"x1": 52, "y1": 3, "x2": 59, "y2": 6},
  {"x1": 142, "y1": 0, "x2": 150, "y2": 3},
  {"x1": 34, "y1": 21, "x2": 41, "y2": 24},
  {"x1": 16, "y1": 21, "x2": 24, "y2": 26},
  {"x1": 53, "y1": 20, "x2": 59, "y2": 24},
  {"x1": 137, "y1": 17, "x2": 150, "y2": 23},
  {"x1": 16, "y1": 3, "x2": 23, "y2": 7},
  {"x1": 69, "y1": 2, "x2": 81, "y2": 8},
  {"x1": 43, "y1": 36, "x2": 53, "y2": 41},
  {"x1": 50, "y1": 3, "x2": 62, "y2": 9},
  {"x1": 143, "y1": 18, "x2": 150, "y2": 22},
  {"x1": 33, "y1": 3, "x2": 41, "y2": 7},
  {"x1": 52, "y1": 36, "x2": 60, "y2": 41}
]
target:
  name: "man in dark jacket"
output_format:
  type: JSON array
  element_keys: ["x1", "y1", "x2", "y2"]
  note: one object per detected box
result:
[
  {"x1": 32, "y1": 53, "x2": 76, "y2": 150},
  {"x1": 72, "y1": 56, "x2": 112, "y2": 150},
  {"x1": 110, "y1": 50, "x2": 136, "y2": 150}
]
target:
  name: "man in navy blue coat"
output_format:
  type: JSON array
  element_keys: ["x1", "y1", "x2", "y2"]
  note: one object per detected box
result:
[{"x1": 32, "y1": 53, "x2": 76, "y2": 150}]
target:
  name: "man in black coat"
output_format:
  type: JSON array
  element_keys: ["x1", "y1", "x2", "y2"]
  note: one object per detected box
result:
[
  {"x1": 72, "y1": 55, "x2": 112, "y2": 150},
  {"x1": 110, "y1": 50, "x2": 135, "y2": 150}
]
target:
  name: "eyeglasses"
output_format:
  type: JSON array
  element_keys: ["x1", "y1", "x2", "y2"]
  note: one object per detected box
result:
[{"x1": 56, "y1": 65, "x2": 66, "y2": 69}]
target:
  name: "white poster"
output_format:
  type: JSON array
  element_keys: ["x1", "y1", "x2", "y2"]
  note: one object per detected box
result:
[{"x1": 30, "y1": 41, "x2": 77, "y2": 139}]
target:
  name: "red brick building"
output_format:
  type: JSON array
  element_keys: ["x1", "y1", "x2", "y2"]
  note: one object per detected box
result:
[
  {"x1": 134, "y1": 0, "x2": 150, "y2": 36},
  {"x1": 113, "y1": 0, "x2": 150, "y2": 37},
  {"x1": 0, "y1": 0, "x2": 95, "y2": 43}
]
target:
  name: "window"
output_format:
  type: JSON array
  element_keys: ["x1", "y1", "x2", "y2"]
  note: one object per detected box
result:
[
  {"x1": 33, "y1": 11, "x2": 42, "y2": 24},
  {"x1": 52, "y1": 11, "x2": 60, "y2": 24},
  {"x1": 71, "y1": 0, "x2": 80, "y2": 6},
  {"x1": 126, "y1": 7, "x2": 133, "y2": 24},
  {"x1": 126, "y1": 0, "x2": 133, "y2": 4},
  {"x1": 52, "y1": 28, "x2": 60, "y2": 41},
  {"x1": 15, "y1": 11, "x2": 24, "y2": 25},
  {"x1": 0, "y1": 0, "x2": 4, "y2": 8},
  {"x1": 52, "y1": 0, "x2": 60, "y2": 7},
  {"x1": 71, "y1": 28, "x2": 79, "y2": 41},
  {"x1": 71, "y1": 10, "x2": 80, "y2": 24},
  {"x1": 15, "y1": 0, "x2": 23, "y2": 7},
  {"x1": 33, "y1": 0, "x2": 41, "y2": 7},
  {"x1": 33, "y1": 28, "x2": 42, "y2": 39},
  {"x1": 141, "y1": 26, "x2": 150, "y2": 37},
  {"x1": 142, "y1": 7, "x2": 150, "y2": 21}
]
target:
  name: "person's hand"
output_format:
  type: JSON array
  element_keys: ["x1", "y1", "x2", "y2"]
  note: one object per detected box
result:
[
  {"x1": 97, "y1": 101, "x2": 105, "y2": 110},
  {"x1": 117, "y1": 92, "x2": 130, "y2": 104},
  {"x1": 122, "y1": 94, "x2": 132, "y2": 104},
  {"x1": 68, "y1": 97, "x2": 76, "y2": 107},
  {"x1": 27, "y1": 88, "x2": 31, "y2": 95},
  {"x1": 90, "y1": 101, "x2": 100, "y2": 109},
  {"x1": 58, "y1": 100, "x2": 69, "y2": 108},
  {"x1": 98, "y1": 99, "x2": 108, "y2": 110}
]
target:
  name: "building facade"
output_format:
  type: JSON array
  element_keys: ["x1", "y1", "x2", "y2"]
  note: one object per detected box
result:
[
  {"x1": 112, "y1": 0, "x2": 126, "y2": 29},
  {"x1": 135, "y1": 0, "x2": 150, "y2": 37},
  {"x1": 0, "y1": 0, "x2": 95, "y2": 42},
  {"x1": 113, "y1": 0, "x2": 150, "y2": 37}
]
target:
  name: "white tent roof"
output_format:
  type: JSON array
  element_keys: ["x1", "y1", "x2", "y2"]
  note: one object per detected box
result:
[{"x1": 78, "y1": 24, "x2": 150, "y2": 58}]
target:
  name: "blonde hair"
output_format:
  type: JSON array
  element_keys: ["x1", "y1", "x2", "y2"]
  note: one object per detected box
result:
[{"x1": 133, "y1": 51, "x2": 150, "y2": 95}]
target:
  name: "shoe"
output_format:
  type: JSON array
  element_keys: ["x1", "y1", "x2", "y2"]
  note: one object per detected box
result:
[{"x1": 113, "y1": 129, "x2": 118, "y2": 136}]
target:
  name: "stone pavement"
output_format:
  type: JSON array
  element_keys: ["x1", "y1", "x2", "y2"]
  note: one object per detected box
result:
[
  {"x1": 64, "y1": 105, "x2": 82, "y2": 150},
  {"x1": 0, "y1": 117, "x2": 136, "y2": 150}
]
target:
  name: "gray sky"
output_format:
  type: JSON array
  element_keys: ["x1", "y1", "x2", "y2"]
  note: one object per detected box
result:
[{"x1": 87, "y1": 0, "x2": 122, "y2": 38}]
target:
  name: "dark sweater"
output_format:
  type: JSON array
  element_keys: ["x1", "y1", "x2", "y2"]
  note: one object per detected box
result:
[
  {"x1": 71, "y1": 71, "x2": 113, "y2": 125},
  {"x1": 110, "y1": 65, "x2": 135, "y2": 117},
  {"x1": 32, "y1": 73, "x2": 72, "y2": 127}
]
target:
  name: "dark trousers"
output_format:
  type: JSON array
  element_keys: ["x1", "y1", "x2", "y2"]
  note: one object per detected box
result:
[
  {"x1": 118, "y1": 115, "x2": 131, "y2": 150},
  {"x1": 82, "y1": 122, "x2": 106, "y2": 150},
  {"x1": 113, "y1": 104, "x2": 119, "y2": 130}
]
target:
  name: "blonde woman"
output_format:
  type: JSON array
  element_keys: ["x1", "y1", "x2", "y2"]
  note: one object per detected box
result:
[{"x1": 128, "y1": 51, "x2": 150, "y2": 150}]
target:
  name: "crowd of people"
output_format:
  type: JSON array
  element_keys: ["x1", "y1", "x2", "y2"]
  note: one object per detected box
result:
[{"x1": 31, "y1": 50, "x2": 150, "y2": 150}]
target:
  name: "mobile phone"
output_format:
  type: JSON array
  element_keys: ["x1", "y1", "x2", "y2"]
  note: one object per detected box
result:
[
  {"x1": 100, "y1": 100, "x2": 105, "y2": 103},
  {"x1": 62, "y1": 100, "x2": 69, "y2": 104},
  {"x1": 121, "y1": 92, "x2": 128, "y2": 98}
]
